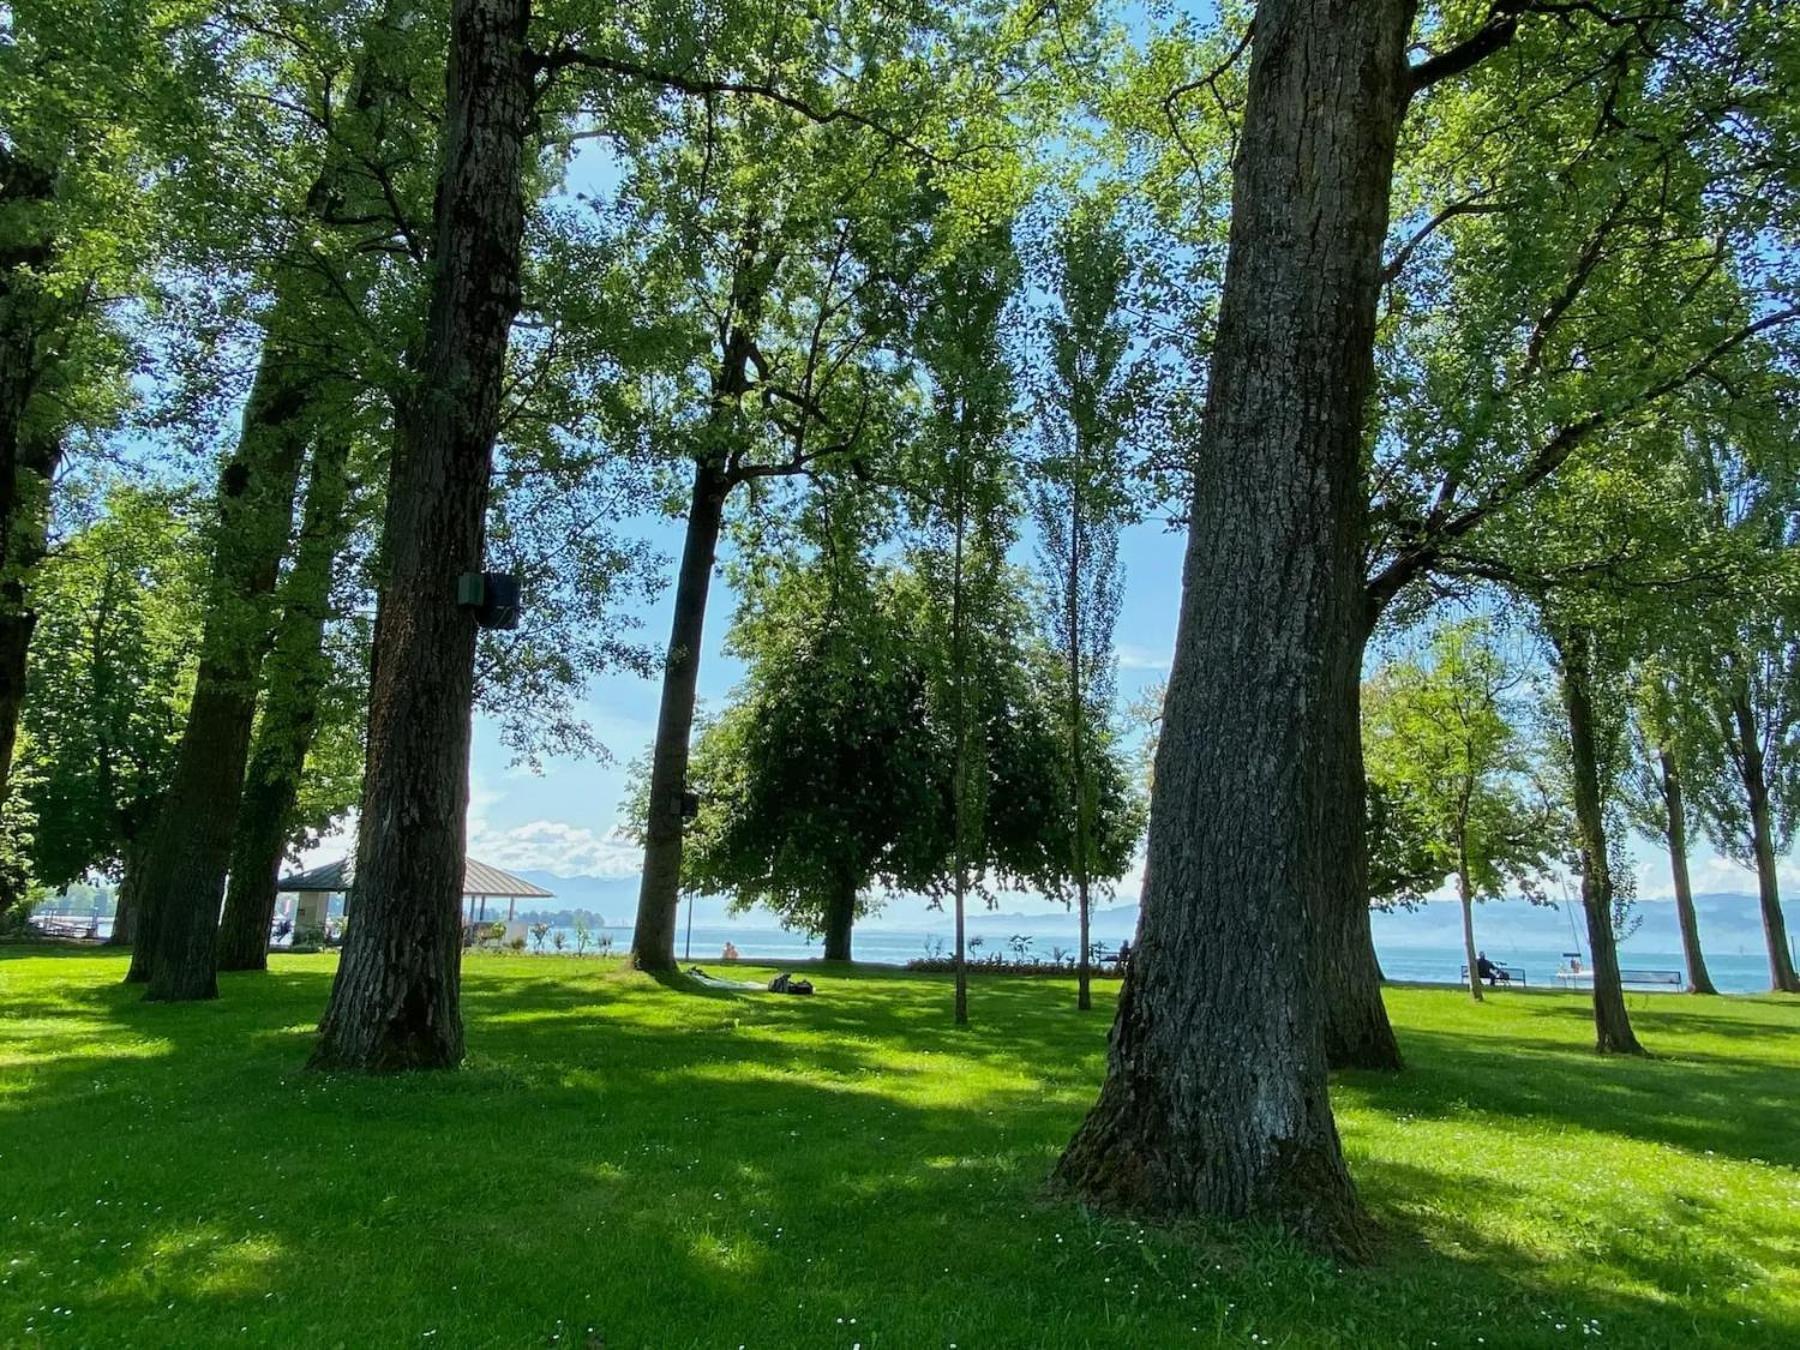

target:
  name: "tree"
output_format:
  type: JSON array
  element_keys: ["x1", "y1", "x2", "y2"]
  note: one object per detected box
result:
[
  {"x1": 667, "y1": 539, "x2": 1143, "y2": 962},
  {"x1": 1055, "y1": 0, "x2": 1424, "y2": 1253},
  {"x1": 216, "y1": 434, "x2": 361, "y2": 971},
  {"x1": 673, "y1": 544, "x2": 941, "y2": 960},
  {"x1": 909, "y1": 223, "x2": 1022, "y2": 1025},
  {"x1": 309, "y1": 0, "x2": 536, "y2": 1069},
  {"x1": 0, "y1": 0, "x2": 174, "y2": 805},
  {"x1": 1332, "y1": 0, "x2": 1800, "y2": 1063},
  {"x1": 1025, "y1": 199, "x2": 1144, "y2": 1011},
  {"x1": 130, "y1": 0, "x2": 443, "y2": 1000},
  {"x1": 612, "y1": 42, "x2": 992, "y2": 973},
  {"x1": 1541, "y1": 613, "x2": 1647, "y2": 1054},
  {"x1": 1363, "y1": 620, "x2": 1554, "y2": 1001},
  {"x1": 1690, "y1": 588, "x2": 1800, "y2": 994},
  {"x1": 1620, "y1": 659, "x2": 1720, "y2": 994},
  {"x1": 17, "y1": 483, "x2": 205, "y2": 931}
]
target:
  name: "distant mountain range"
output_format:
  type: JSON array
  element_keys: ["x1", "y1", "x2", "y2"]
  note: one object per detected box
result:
[
  {"x1": 1369, "y1": 891, "x2": 1791, "y2": 956},
  {"x1": 507, "y1": 870, "x2": 1793, "y2": 960}
]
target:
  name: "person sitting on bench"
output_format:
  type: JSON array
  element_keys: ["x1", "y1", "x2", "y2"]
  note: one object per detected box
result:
[{"x1": 1475, "y1": 951, "x2": 1501, "y2": 986}]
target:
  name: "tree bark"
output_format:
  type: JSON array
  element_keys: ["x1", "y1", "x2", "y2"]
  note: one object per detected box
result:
[
  {"x1": 1057, "y1": 0, "x2": 1411, "y2": 1255},
  {"x1": 0, "y1": 427, "x2": 60, "y2": 803},
  {"x1": 1457, "y1": 842, "x2": 1482, "y2": 1002},
  {"x1": 217, "y1": 435, "x2": 354, "y2": 972},
  {"x1": 951, "y1": 463, "x2": 971, "y2": 1027},
  {"x1": 632, "y1": 458, "x2": 730, "y2": 971},
  {"x1": 823, "y1": 870, "x2": 855, "y2": 961},
  {"x1": 1657, "y1": 748, "x2": 1716, "y2": 995},
  {"x1": 0, "y1": 149, "x2": 62, "y2": 803},
  {"x1": 309, "y1": 0, "x2": 532, "y2": 1070},
  {"x1": 135, "y1": 336, "x2": 315, "y2": 1001},
  {"x1": 1318, "y1": 617, "x2": 1403, "y2": 1070},
  {"x1": 121, "y1": 830, "x2": 157, "y2": 973},
  {"x1": 1554, "y1": 625, "x2": 1646, "y2": 1055},
  {"x1": 1730, "y1": 695, "x2": 1800, "y2": 993},
  {"x1": 130, "y1": 0, "x2": 419, "y2": 1000}
]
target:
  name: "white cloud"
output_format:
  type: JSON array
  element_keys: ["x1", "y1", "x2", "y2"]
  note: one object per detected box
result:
[
  {"x1": 466, "y1": 817, "x2": 644, "y2": 878},
  {"x1": 1115, "y1": 643, "x2": 1172, "y2": 672}
]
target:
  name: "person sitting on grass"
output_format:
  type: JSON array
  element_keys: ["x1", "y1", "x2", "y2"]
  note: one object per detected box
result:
[{"x1": 1475, "y1": 951, "x2": 1500, "y2": 987}]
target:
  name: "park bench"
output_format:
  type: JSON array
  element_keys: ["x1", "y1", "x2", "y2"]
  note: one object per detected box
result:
[
  {"x1": 26, "y1": 913, "x2": 99, "y2": 940},
  {"x1": 1460, "y1": 963, "x2": 1526, "y2": 987},
  {"x1": 1619, "y1": 968, "x2": 1684, "y2": 988}
]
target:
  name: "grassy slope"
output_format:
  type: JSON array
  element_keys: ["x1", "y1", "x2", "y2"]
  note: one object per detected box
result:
[{"x1": 0, "y1": 950, "x2": 1795, "y2": 1348}]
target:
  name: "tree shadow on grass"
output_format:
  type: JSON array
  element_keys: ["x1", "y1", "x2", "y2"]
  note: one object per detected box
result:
[
  {"x1": 1355, "y1": 1024, "x2": 1799, "y2": 1168},
  {"x1": 3, "y1": 948, "x2": 1796, "y2": 1347}
]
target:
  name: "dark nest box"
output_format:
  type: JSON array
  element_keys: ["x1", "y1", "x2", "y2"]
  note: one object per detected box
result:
[{"x1": 457, "y1": 572, "x2": 522, "y2": 630}]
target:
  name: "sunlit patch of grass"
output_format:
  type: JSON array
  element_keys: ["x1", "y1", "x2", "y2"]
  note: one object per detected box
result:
[{"x1": 0, "y1": 946, "x2": 1796, "y2": 1346}]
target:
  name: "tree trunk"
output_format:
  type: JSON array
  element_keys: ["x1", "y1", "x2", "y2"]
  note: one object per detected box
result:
[
  {"x1": 1730, "y1": 695, "x2": 1800, "y2": 993},
  {"x1": 1457, "y1": 843, "x2": 1482, "y2": 1002},
  {"x1": 632, "y1": 458, "x2": 729, "y2": 971},
  {"x1": 1067, "y1": 442, "x2": 1093, "y2": 1013},
  {"x1": 132, "y1": 326, "x2": 317, "y2": 1000},
  {"x1": 0, "y1": 150, "x2": 58, "y2": 801},
  {"x1": 1076, "y1": 873, "x2": 1092, "y2": 1010},
  {"x1": 217, "y1": 435, "x2": 355, "y2": 972},
  {"x1": 309, "y1": 0, "x2": 532, "y2": 1071},
  {"x1": 0, "y1": 428, "x2": 59, "y2": 802},
  {"x1": 130, "y1": 0, "x2": 415, "y2": 1001},
  {"x1": 823, "y1": 870, "x2": 855, "y2": 961},
  {"x1": 1318, "y1": 617, "x2": 1402, "y2": 1070},
  {"x1": 1057, "y1": 0, "x2": 1410, "y2": 1255},
  {"x1": 1657, "y1": 748, "x2": 1716, "y2": 995},
  {"x1": 1554, "y1": 625, "x2": 1646, "y2": 1055},
  {"x1": 121, "y1": 830, "x2": 157, "y2": 973}
]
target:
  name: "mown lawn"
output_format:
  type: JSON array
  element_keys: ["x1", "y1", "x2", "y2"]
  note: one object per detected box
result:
[{"x1": 1, "y1": 948, "x2": 1796, "y2": 1348}]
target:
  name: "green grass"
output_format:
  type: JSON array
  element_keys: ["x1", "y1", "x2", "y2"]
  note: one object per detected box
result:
[{"x1": 1, "y1": 949, "x2": 1796, "y2": 1348}]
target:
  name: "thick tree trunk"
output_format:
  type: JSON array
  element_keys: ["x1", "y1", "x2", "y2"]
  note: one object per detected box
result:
[
  {"x1": 632, "y1": 459, "x2": 729, "y2": 971},
  {"x1": 217, "y1": 436, "x2": 354, "y2": 972},
  {"x1": 823, "y1": 871, "x2": 855, "y2": 961},
  {"x1": 1555, "y1": 626, "x2": 1646, "y2": 1055},
  {"x1": 0, "y1": 151, "x2": 58, "y2": 802},
  {"x1": 1057, "y1": 0, "x2": 1410, "y2": 1255},
  {"x1": 1318, "y1": 618, "x2": 1402, "y2": 1070},
  {"x1": 0, "y1": 429, "x2": 58, "y2": 802},
  {"x1": 1657, "y1": 749, "x2": 1716, "y2": 995},
  {"x1": 309, "y1": 0, "x2": 531, "y2": 1070},
  {"x1": 1730, "y1": 696, "x2": 1800, "y2": 993},
  {"x1": 1457, "y1": 845, "x2": 1482, "y2": 1002},
  {"x1": 135, "y1": 343, "x2": 315, "y2": 1000},
  {"x1": 0, "y1": 607, "x2": 33, "y2": 800}
]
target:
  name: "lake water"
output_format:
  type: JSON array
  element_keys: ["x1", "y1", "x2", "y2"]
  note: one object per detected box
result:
[
  {"x1": 532, "y1": 923, "x2": 1785, "y2": 994},
  {"x1": 39, "y1": 914, "x2": 1787, "y2": 994}
]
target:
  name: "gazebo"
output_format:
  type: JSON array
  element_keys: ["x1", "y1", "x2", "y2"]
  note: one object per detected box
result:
[{"x1": 276, "y1": 856, "x2": 555, "y2": 936}]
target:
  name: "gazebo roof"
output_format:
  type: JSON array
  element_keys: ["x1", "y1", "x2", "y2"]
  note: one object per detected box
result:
[{"x1": 275, "y1": 856, "x2": 554, "y2": 899}]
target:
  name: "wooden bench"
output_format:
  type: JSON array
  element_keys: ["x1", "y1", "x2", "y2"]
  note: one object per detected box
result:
[{"x1": 1461, "y1": 963, "x2": 1527, "y2": 987}]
